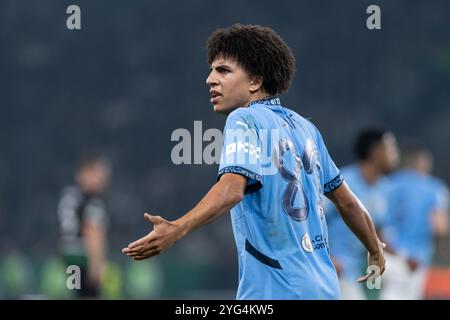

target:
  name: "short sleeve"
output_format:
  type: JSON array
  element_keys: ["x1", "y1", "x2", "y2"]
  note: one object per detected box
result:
[
  {"x1": 84, "y1": 198, "x2": 108, "y2": 229},
  {"x1": 315, "y1": 129, "x2": 343, "y2": 194},
  {"x1": 218, "y1": 109, "x2": 263, "y2": 193}
]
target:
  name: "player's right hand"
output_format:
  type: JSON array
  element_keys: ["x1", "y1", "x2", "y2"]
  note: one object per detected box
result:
[{"x1": 122, "y1": 213, "x2": 182, "y2": 260}]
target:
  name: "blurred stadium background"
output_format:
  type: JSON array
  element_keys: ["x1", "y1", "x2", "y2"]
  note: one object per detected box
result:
[{"x1": 0, "y1": 0, "x2": 449, "y2": 299}]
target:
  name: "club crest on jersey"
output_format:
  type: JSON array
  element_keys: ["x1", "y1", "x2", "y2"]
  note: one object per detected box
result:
[{"x1": 301, "y1": 233, "x2": 313, "y2": 253}]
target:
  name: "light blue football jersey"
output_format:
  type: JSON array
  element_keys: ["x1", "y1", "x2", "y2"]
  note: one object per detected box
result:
[
  {"x1": 218, "y1": 98, "x2": 343, "y2": 299},
  {"x1": 325, "y1": 164, "x2": 389, "y2": 281},
  {"x1": 382, "y1": 169, "x2": 449, "y2": 266}
]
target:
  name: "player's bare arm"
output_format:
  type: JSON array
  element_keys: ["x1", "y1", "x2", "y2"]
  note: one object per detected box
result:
[
  {"x1": 432, "y1": 208, "x2": 449, "y2": 259},
  {"x1": 122, "y1": 173, "x2": 246, "y2": 260},
  {"x1": 326, "y1": 181, "x2": 386, "y2": 282},
  {"x1": 83, "y1": 220, "x2": 106, "y2": 285}
]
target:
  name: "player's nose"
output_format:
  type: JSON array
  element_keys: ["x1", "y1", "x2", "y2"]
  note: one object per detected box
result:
[{"x1": 206, "y1": 71, "x2": 218, "y2": 86}]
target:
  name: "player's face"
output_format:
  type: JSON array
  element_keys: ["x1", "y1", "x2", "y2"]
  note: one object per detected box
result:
[
  {"x1": 376, "y1": 133, "x2": 399, "y2": 174},
  {"x1": 416, "y1": 152, "x2": 433, "y2": 174},
  {"x1": 77, "y1": 161, "x2": 111, "y2": 194},
  {"x1": 206, "y1": 57, "x2": 255, "y2": 114}
]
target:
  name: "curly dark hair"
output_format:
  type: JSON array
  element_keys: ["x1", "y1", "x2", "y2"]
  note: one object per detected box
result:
[{"x1": 207, "y1": 24, "x2": 296, "y2": 96}]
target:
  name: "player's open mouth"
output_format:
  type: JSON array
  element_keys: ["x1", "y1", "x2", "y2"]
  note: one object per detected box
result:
[{"x1": 210, "y1": 91, "x2": 223, "y2": 104}]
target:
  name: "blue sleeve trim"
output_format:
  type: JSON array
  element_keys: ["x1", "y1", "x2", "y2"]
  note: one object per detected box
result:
[
  {"x1": 218, "y1": 166, "x2": 262, "y2": 194},
  {"x1": 324, "y1": 173, "x2": 344, "y2": 194}
]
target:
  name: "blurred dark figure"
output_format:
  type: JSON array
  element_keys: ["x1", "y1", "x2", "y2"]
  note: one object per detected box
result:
[
  {"x1": 381, "y1": 146, "x2": 449, "y2": 300},
  {"x1": 57, "y1": 152, "x2": 111, "y2": 299}
]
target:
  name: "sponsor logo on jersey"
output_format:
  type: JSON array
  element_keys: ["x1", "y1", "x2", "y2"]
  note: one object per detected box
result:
[
  {"x1": 302, "y1": 233, "x2": 313, "y2": 253},
  {"x1": 302, "y1": 233, "x2": 329, "y2": 252}
]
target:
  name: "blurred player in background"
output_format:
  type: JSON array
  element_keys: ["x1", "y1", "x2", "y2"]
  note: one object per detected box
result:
[
  {"x1": 380, "y1": 146, "x2": 449, "y2": 300},
  {"x1": 326, "y1": 128, "x2": 399, "y2": 299},
  {"x1": 57, "y1": 152, "x2": 111, "y2": 298},
  {"x1": 123, "y1": 24, "x2": 386, "y2": 299}
]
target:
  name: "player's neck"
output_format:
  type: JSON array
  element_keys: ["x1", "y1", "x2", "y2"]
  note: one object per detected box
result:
[
  {"x1": 405, "y1": 165, "x2": 429, "y2": 176},
  {"x1": 244, "y1": 91, "x2": 271, "y2": 107},
  {"x1": 359, "y1": 162, "x2": 381, "y2": 185}
]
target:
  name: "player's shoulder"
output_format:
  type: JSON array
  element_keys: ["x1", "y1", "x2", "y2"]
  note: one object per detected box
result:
[
  {"x1": 389, "y1": 169, "x2": 413, "y2": 180},
  {"x1": 58, "y1": 185, "x2": 82, "y2": 209},
  {"x1": 428, "y1": 175, "x2": 447, "y2": 189},
  {"x1": 227, "y1": 106, "x2": 269, "y2": 129},
  {"x1": 376, "y1": 174, "x2": 395, "y2": 194},
  {"x1": 387, "y1": 170, "x2": 413, "y2": 189},
  {"x1": 282, "y1": 106, "x2": 313, "y2": 125},
  {"x1": 424, "y1": 176, "x2": 448, "y2": 196},
  {"x1": 389, "y1": 169, "x2": 434, "y2": 192},
  {"x1": 341, "y1": 163, "x2": 357, "y2": 174},
  {"x1": 86, "y1": 196, "x2": 107, "y2": 213},
  {"x1": 302, "y1": 117, "x2": 328, "y2": 147},
  {"x1": 340, "y1": 163, "x2": 359, "y2": 178},
  {"x1": 228, "y1": 106, "x2": 248, "y2": 117},
  {"x1": 61, "y1": 185, "x2": 81, "y2": 198},
  {"x1": 228, "y1": 106, "x2": 258, "y2": 121},
  {"x1": 277, "y1": 105, "x2": 320, "y2": 136}
]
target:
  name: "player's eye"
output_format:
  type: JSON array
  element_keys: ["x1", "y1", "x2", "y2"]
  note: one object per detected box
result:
[{"x1": 217, "y1": 67, "x2": 231, "y2": 74}]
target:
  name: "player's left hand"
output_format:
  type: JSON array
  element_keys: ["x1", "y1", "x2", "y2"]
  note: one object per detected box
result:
[
  {"x1": 357, "y1": 241, "x2": 386, "y2": 283},
  {"x1": 122, "y1": 213, "x2": 182, "y2": 260}
]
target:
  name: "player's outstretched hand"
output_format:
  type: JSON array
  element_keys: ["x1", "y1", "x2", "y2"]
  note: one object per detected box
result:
[
  {"x1": 122, "y1": 213, "x2": 182, "y2": 260},
  {"x1": 357, "y1": 242, "x2": 386, "y2": 283}
]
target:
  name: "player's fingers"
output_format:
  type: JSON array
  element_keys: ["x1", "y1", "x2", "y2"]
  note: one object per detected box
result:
[
  {"x1": 125, "y1": 245, "x2": 150, "y2": 256},
  {"x1": 133, "y1": 256, "x2": 148, "y2": 260},
  {"x1": 357, "y1": 274, "x2": 370, "y2": 283},
  {"x1": 127, "y1": 238, "x2": 148, "y2": 249},
  {"x1": 357, "y1": 265, "x2": 383, "y2": 282},
  {"x1": 126, "y1": 243, "x2": 158, "y2": 256},
  {"x1": 124, "y1": 243, "x2": 147, "y2": 252},
  {"x1": 133, "y1": 251, "x2": 160, "y2": 260},
  {"x1": 123, "y1": 250, "x2": 149, "y2": 259},
  {"x1": 144, "y1": 213, "x2": 164, "y2": 225},
  {"x1": 357, "y1": 270, "x2": 375, "y2": 283},
  {"x1": 125, "y1": 251, "x2": 140, "y2": 257},
  {"x1": 128, "y1": 233, "x2": 156, "y2": 248},
  {"x1": 123, "y1": 244, "x2": 149, "y2": 253},
  {"x1": 126, "y1": 241, "x2": 153, "y2": 252}
]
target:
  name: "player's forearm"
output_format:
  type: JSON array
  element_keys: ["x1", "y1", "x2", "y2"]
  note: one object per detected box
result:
[
  {"x1": 175, "y1": 174, "x2": 245, "y2": 238},
  {"x1": 339, "y1": 201, "x2": 381, "y2": 254},
  {"x1": 83, "y1": 223, "x2": 106, "y2": 273},
  {"x1": 87, "y1": 240, "x2": 105, "y2": 269},
  {"x1": 327, "y1": 183, "x2": 382, "y2": 255},
  {"x1": 431, "y1": 211, "x2": 449, "y2": 258},
  {"x1": 435, "y1": 233, "x2": 448, "y2": 258}
]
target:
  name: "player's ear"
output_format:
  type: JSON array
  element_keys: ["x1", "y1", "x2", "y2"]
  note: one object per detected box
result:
[{"x1": 249, "y1": 75, "x2": 263, "y2": 93}]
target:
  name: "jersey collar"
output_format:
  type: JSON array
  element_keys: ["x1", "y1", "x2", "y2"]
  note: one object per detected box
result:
[{"x1": 248, "y1": 97, "x2": 281, "y2": 107}]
